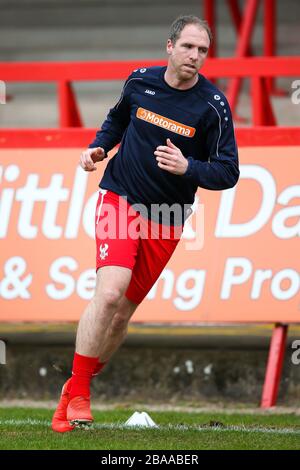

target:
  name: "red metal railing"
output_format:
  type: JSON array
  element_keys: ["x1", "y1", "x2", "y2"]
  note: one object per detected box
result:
[
  {"x1": 204, "y1": 0, "x2": 275, "y2": 58},
  {"x1": 204, "y1": 0, "x2": 283, "y2": 106},
  {"x1": 1, "y1": 127, "x2": 300, "y2": 148},
  {"x1": 0, "y1": 57, "x2": 299, "y2": 127}
]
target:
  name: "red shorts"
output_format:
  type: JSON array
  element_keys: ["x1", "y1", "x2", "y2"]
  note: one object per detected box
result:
[{"x1": 95, "y1": 188, "x2": 183, "y2": 304}]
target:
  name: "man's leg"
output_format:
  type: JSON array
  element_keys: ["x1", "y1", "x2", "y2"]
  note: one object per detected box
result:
[
  {"x1": 75, "y1": 266, "x2": 134, "y2": 358},
  {"x1": 98, "y1": 294, "x2": 137, "y2": 362},
  {"x1": 68, "y1": 266, "x2": 133, "y2": 417},
  {"x1": 52, "y1": 266, "x2": 137, "y2": 432},
  {"x1": 52, "y1": 265, "x2": 134, "y2": 430},
  {"x1": 53, "y1": 188, "x2": 140, "y2": 432}
]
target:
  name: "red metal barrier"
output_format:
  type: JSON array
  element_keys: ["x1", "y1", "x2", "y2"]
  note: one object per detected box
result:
[
  {"x1": 226, "y1": 0, "x2": 259, "y2": 117},
  {"x1": 204, "y1": 0, "x2": 216, "y2": 58},
  {"x1": 203, "y1": 0, "x2": 284, "y2": 111},
  {"x1": 0, "y1": 57, "x2": 299, "y2": 128},
  {"x1": 59, "y1": 81, "x2": 82, "y2": 128},
  {"x1": 204, "y1": 0, "x2": 277, "y2": 59},
  {"x1": 1, "y1": 127, "x2": 300, "y2": 148},
  {"x1": 261, "y1": 324, "x2": 288, "y2": 408},
  {"x1": 252, "y1": 77, "x2": 276, "y2": 125},
  {"x1": 263, "y1": 0, "x2": 284, "y2": 94}
]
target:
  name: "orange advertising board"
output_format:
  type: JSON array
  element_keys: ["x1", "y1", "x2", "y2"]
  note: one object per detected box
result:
[{"x1": 0, "y1": 145, "x2": 299, "y2": 323}]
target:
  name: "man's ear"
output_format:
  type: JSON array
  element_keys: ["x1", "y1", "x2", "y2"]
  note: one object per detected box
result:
[{"x1": 166, "y1": 39, "x2": 173, "y2": 55}]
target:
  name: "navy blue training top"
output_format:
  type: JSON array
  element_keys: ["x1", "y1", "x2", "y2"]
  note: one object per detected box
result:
[{"x1": 89, "y1": 66, "x2": 239, "y2": 225}]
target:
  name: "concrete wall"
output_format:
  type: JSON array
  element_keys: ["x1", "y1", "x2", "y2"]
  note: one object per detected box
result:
[{"x1": 1, "y1": 341, "x2": 299, "y2": 405}]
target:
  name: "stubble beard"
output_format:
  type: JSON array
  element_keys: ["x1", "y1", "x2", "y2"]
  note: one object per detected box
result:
[{"x1": 178, "y1": 64, "x2": 198, "y2": 82}]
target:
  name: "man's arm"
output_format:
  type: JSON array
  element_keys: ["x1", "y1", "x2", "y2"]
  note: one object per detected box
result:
[
  {"x1": 79, "y1": 147, "x2": 107, "y2": 172},
  {"x1": 80, "y1": 75, "x2": 133, "y2": 172},
  {"x1": 88, "y1": 77, "x2": 132, "y2": 154},
  {"x1": 154, "y1": 99, "x2": 239, "y2": 190},
  {"x1": 183, "y1": 101, "x2": 239, "y2": 190}
]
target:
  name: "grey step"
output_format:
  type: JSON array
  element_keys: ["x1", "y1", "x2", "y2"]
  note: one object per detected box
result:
[
  {"x1": 0, "y1": 23, "x2": 298, "y2": 62},
  {"x1": 0, "y1": 0, "x2": 299, "y2": 27}
]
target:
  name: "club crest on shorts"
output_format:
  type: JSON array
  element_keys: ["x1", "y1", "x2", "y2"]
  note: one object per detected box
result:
[{"x1": 99, "y1": 243, "x2": 109, "y2": 260}]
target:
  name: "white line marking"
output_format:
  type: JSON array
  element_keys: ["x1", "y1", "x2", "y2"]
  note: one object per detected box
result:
[
  {"x1": 208, "y1": 101, "x2": 222, "y2": 158},
  {"x1": 96, "y1": 188, "x2": 107, "y2": 226},
  {"x1": 1, "y1": 419, "x2": 300, "y2": 435}
]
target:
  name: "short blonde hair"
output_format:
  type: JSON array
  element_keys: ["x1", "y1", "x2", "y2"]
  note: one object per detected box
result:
[{"x1": 169, "y1": 15, "x2": 213, "y2": 45}]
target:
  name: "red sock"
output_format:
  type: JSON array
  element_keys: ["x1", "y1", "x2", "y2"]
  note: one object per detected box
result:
[
  {"x1": 69, "y1": 353, "x2": 100, "y2": 399},
  {"x1": 92, "y1": 360, "x2": 106, "y2": 377}
]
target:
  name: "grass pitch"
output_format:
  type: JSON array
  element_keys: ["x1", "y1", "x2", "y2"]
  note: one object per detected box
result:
[{"x1": 0, "y1": 407, "x2": 299, "y2": 450}]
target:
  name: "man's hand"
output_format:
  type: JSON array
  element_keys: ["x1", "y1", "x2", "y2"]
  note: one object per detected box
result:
[
  {"x1": 79, "y1": 147, "x2": 106, "y2": 172},
  {"x1": 154, "y1": 139, "x2": 188, "y2": 175}
]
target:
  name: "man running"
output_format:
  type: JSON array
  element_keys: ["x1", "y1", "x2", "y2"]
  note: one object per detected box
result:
[{"x1": 52, "y1": 14, "x2": 239, "y2": 432}]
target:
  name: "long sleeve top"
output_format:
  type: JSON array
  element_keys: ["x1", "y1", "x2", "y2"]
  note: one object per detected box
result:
[{"x1": 90, "y1": 66, "x2": 239, "y2": 225}]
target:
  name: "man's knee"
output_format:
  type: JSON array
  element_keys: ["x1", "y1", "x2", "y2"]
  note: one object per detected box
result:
[{"x1": 100, "y1": 288, "x2": 124, "y2": 311}]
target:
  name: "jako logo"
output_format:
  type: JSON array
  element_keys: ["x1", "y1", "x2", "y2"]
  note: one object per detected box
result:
[
  {"x1": 136, "y1": 107, "x2": 196, "y2": 137},
  {"x1": 145, "y1": 89, "x2": 155, "y2": 95}
]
